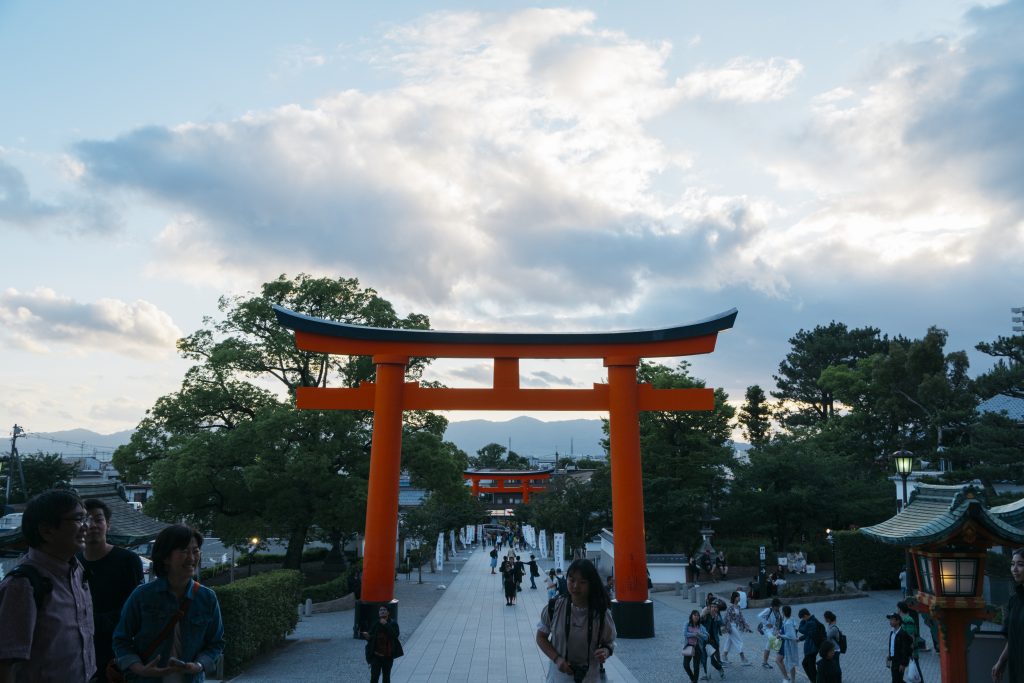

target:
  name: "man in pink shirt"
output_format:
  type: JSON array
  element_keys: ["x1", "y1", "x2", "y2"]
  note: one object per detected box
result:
[{"x1": 0, "y1": 489, "x2": 96, "y2": 683}]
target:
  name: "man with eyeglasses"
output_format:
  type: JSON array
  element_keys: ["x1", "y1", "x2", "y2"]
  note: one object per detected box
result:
[
  {"x1": 78, "y1": 499, "x2": 144, "y2": 682},
  {"x1": 0, "y1": 489, "x2": 96, "y2": 682}
]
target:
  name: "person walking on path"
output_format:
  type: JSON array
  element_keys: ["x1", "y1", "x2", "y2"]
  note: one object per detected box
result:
[
  {"x1": 113, "y1": 524, "x2": 224, "y2": 682},
  {"x1": 992, "y1": 547, "x2": 1024, "y2": 683},
  {"x1": 700, "y1": 599, "x2": 726, "y2": 680},
  {"x1": 683, "y1": 609, "x2": 709, "y2": 683},
  {"x1": 776, "y1": 605, "x2": 799, "y2": 683},
  {"x1": 489, "y1": 547, "x2": 498, "y2": 574},
  {"x1": 535, "y1": 558, "x2": 615, "y2": 683},
  {"x1": 815, "y1": 641, "x2": 841, "y2": 683},
  {"x1": 78, "y1": 498, "x2": 144, "y2": 683},
  {"x1": 546, "y1": 569, "x2": 558, "y2": 600},
  {"x1": 0, "y1": 489, "x2": 96, "y2": 683},
  {"x1": 721, "y1": 591, "x2": 753, "y2": 666},
  {"x1": 822, "y1": 611, "x2": 843, "y2": 675},
  {"x1": 514, "y1": 555, "x2": 526, "y2": 592},
  {"x1": 759, "y1": 597, "x2": 783, "y2": 670},
  {"x1": 528, "y1": 555, "x2": 540, "y2": 589},
  {"x1": 500, "y1": 558, "x2": 517, "y2": 605},
  {"x1": 886, "y1": 612, "x2": 913, "y2": 683},
  {"x1": 797, "y1": 607, "x2": 825, "y2": 682},
  {"x1": 688, "y1": 554, "x2": 701, "y2": 586},
  {"x1": 361, "y1": 605, "x2": 403, "y2": 683},
  {"x1": 897, "y1": 600, "x2": 924, "y2": 674}
]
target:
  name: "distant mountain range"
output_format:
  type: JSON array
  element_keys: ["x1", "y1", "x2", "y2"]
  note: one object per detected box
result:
[
  {"x1": 8, "y1": 419, "x2": 604, "y2": 461},
  {"x1": 11, "y1": 428, "x2": 134, "y2": 460},
  {"x1": 9, "y1": 421, "x2": 747, "y2": 462},
  {"x1": 444, "y1": 416, "x2": 606, "y2": 459}
]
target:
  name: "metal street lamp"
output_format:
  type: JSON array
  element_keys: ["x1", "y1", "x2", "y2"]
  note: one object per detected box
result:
[
  {"x1": 892, "y1": 450, "x2": 914, "y2": 510},
  {"x1": 826, "y1": 529, "x2": 837, "y2": 592},
  {"x1": 248, "y1": 536, "x2": 260, "y2": 577}
]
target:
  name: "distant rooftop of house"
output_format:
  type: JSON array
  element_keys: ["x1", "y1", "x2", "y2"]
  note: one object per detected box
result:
[{"x1": 978, "y1": 394, "x2": 1024, "y2": 421}]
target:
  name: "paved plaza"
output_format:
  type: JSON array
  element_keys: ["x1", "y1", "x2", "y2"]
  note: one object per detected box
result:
[{"x1": 231, "y1": 546, "x2": 943, "y2": 682}]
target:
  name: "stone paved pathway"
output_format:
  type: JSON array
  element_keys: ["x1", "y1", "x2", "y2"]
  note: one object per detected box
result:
[{"x1": 229, "y1": 546, "x2": 945, "y2": 682}]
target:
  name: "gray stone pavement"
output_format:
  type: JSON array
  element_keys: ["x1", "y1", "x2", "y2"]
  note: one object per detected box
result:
[{"x1": 228, "y1": 547, "x2": 942, "y2": 682}]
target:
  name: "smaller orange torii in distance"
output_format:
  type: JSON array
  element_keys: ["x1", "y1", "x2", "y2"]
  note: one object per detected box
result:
[{"x1": 274, "y1": 304, "x2": 737, "y2": 638}]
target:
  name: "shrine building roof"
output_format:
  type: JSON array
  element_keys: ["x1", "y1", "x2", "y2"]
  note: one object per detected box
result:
[{"x1": 860, "y1": 483, "x2": 1024, "y2": 548}]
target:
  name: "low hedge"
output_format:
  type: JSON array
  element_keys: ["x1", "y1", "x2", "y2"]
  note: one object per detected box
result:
[
  {"x1": 213, "y1": 569, "x2": 302, "y2": 675},
  {"x1": 301, "y1": 563, "x2": 359, "y2": 603}
]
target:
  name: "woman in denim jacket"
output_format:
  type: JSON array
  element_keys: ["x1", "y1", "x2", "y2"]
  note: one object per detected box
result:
[{"x1": 113, "y1": 525, "x2": 224, "y2": 681}]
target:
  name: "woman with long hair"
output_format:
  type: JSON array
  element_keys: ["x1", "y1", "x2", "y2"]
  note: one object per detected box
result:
[
  {"x1": 993, "y1": 547, "x2": 1024, "y2": 682},
  {"x1": 776, "y1": 604, "x2": 799, "y2": 683},
  {"x1": 721, "y1": 591, "x2": 753, "y2": 665},
  {"x1": 500, "y1": 557, "x2": 517, "y2": 605},
  {"x1": 535, "y1": 559, "x2": 616, "y2": 682},
  {"x1": 682, "y1": 609, "x2": 708, "y2": 683}
]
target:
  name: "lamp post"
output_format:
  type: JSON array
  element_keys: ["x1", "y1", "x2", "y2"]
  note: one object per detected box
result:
[
  {"x1": 892, "y1": 449, "x2": 914, "y2": 510},
  {"x1": 248, "y1": 536, "x2": 260, "y2": 577},
  {"x1": 826, "y1": 529, "x2": 837, "y2": 592}
]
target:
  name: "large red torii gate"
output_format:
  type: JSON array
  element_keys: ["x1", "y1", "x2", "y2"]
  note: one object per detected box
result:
[{"x1": 274, "y1": 305, "x2": 737, "y2": 637}]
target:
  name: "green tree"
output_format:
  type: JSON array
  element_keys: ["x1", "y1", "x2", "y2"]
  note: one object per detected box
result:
[
  {"x1": 629, "y1": 361, "x2": 735, "y2": 553},
  {"x1": 974, "y1": 334, "x2": 1024, "y2": 399},
  {"x1": 820, "y1": 327, "x2": 976, "y2": 457},
  {"x1": 723, "y1": 423, "x2": 891, "y2": 549},
  {"x1": 469, "y1": 443, "x2": 531, "y2": 470},
  {"x1": 737, "y1": 385, "x2": 772, "y2": 448},
  {"x1": 772, "y1": 322, "x2": 886, "y2": 429},
  {"x1": 1, "y1": 452, "x2": 77, "y2": 504},
  {"x1": 114, "y1": 274, "x2": 437, "y2": 569},
  {"x1": 520, "y1": 466, "x2": 611, "y2": 558},
  {"x1": 944, "y1": 412, "x2": 1024, "y2": 491}
]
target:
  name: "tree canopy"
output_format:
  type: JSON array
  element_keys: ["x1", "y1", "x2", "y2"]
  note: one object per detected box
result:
[{"x1": 113, "y1": 274, "x2": 462, "y2": 569}]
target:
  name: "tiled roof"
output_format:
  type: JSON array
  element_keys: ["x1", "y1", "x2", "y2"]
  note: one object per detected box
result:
[
  {"x1": 72, "y1": 482, "x2": 170, "y2": 547},
  {"x1": 860, "y1": 483, "x2": 1024, "y2": 547},
  {"x1": 978, "y1": 394, "x2": 1024, "y2": 421}
]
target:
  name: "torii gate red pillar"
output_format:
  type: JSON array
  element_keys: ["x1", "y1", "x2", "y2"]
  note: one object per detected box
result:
[
  {"x1": 274, "y1": 304, "x2": 737, "y2": 638},
  {"x1": 361, "y1": 357, "x2": 407, "y2": 603},
  {"x1": 606, "y1": 359, "x2": 649, "y2": 625}
]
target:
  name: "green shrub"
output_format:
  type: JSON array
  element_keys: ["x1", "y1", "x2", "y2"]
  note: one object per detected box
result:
[
  {"x1": 835, "y1": 530, "x2": 904, "y2": 589},
  {"x1": 301, "y1": 565, "x2": 358, "y2": 603},
  {"x1": 213, "y1": 569, "x2": 302, "y2": 675}
]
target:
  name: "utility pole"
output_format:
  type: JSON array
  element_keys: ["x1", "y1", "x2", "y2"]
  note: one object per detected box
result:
[{"x1": 5, "y1": 425, "x2": 28, "y2": 504}]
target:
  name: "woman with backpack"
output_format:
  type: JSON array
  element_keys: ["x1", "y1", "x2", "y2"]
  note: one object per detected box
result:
[
  {"x1": 823, "y1": 610, "x2": 844, "y2": 673},
  {"x1": 535, "y1": 559, "x2": 615, "y2": 683}
]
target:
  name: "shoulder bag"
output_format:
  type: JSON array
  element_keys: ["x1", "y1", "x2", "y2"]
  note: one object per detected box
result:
[{"x1": 107, "y1": 580, "x2": 198, "y2": 683}]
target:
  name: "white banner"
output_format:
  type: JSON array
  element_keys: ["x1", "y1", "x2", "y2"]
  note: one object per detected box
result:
[
  {"x1": 449, "y1": 529, "x2": 456, "y2": 555},
  {"x1": 553, "y1": 533, "x2": 565, "y2": 571},
  {"x1": 539, "y1": 530, "x2": 548, "y2": 558},
  {"x1": 436, "y1": 532, "x2": 445, "y2": 570},
  {"x1": 477, "y1": 524, "x2": 484, "y2": 545},
  {"x1": 458, "y1": 527, "x2": 466, "y2": 546},
  {"x1": 524, "y1": 525, "x2": 536, "y2": 548}
]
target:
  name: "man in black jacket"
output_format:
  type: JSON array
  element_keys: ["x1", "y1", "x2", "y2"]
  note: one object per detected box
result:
[
  {"x1": 887, "y1": 612, "x2": 914, "y2": 683},
  {"x1": 797, "y1": 608, "x2": 825, "y2": 682}
]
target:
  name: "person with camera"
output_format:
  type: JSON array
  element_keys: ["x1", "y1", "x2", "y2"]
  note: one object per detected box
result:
[
  {"x1": 535, "y1": 559, "x2": 615, "y2": 682},
  {"x1": 360, "y1": 605, "x2": 402, "y2": 683}
]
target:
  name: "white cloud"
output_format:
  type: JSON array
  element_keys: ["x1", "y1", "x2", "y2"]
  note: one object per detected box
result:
[
  {"x1": 72, "y1": 9, "x2": 781, "y2": 325},
  {"x1": 0, "y1": 287, "x2": 181, "y2": 358},
  {"x1": 676, "y1": 57, "x2": 804, "y2": 102}
]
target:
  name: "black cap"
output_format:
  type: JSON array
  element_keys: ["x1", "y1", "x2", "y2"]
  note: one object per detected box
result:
[{"x1": 886, "y1": 613, "x2": 900, "y2": 620}]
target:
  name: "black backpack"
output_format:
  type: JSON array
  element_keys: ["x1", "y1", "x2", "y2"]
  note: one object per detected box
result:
[
  {"x1": 2, "y1": 564, "x2": 53, "y2": 610},
  {"x1": 556, "y1": 575, "x2": 568, "y2": 597},
  {"x1": 835, "y1": 628, "x2": 848, "y2": 654},
  {"x1": 812, "y1": 620, "x2": 827, "y2": 647}
]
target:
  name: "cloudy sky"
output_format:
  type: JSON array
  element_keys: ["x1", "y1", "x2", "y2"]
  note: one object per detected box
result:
[{"x1": 2, "y1": 1, "x2": 1022, "y2": 435}]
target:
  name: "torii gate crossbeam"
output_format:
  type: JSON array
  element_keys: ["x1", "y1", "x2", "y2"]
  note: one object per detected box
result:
[{"x1": 274, "y1": 305, "x2": 737, "y2": 638}]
